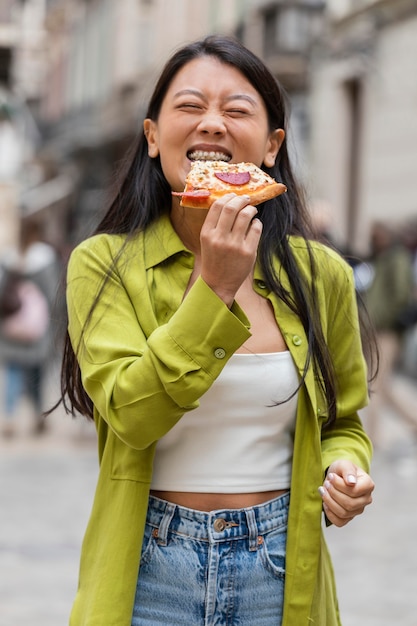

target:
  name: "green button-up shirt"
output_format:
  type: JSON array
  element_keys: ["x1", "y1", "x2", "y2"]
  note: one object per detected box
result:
[{"x1": 67, "y1": 212, "x2": 372, "y2": 625}]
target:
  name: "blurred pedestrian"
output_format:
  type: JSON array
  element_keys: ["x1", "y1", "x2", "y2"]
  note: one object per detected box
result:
[
  {"x1": 0, "y1": 218, "x2": 60, "y2": 437},
  {"x1": 400, "y1": 218, "x2": 417, "y2": 291},
  {"x1": 364, "y1": 220, "x2": 417, "y2": 446},
  {"x1": 56, "y1": 36, "x2": 375, "y2": 625}
]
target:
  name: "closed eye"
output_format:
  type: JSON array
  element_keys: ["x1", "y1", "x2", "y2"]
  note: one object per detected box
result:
[
  {"x1": 226, "y1": 108, "x2": 250, "y2": 116},
  {"x1": 177, "y1": 103, "x2": 203, "y2": 111}
]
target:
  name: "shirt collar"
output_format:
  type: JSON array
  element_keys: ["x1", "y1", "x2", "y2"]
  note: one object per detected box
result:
[
  {"x1": 142, "y1": 212, "x2": 276, "y2": 284},
  {"x1": 143, "y1": 212, "x2": 190, "y2": 270}
]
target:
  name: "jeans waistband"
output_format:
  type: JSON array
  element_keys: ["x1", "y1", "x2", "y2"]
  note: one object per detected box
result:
[{"x1": 146, "y1": 492, "x2": 290, "y2": 551}]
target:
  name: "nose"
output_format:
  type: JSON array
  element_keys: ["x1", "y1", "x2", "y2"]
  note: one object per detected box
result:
[{"x1": 197, "y1": 112, "x2": 226, "y2": 135}]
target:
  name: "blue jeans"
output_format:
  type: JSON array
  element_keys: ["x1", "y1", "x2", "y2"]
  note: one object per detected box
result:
[
  {"x1": 132, "y1": 492, "x2": 289, "y2": 625},
  {"x1": 4, "y1": 362, "x2": 42, "y2": 417}
]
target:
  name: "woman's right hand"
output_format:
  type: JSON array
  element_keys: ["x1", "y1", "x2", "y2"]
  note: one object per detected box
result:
[{"x1": 200, "y1": 194, "x2": 262, "y2": 307}]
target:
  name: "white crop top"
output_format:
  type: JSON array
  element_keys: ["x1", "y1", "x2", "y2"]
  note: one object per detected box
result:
[{"x1": 151, "y1": 351, "x2": 299, "y2": 493}]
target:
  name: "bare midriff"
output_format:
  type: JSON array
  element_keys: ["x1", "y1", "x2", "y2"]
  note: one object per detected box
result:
[{"x1": 149, "y1": 490, "x2": 289, "y2": 511}]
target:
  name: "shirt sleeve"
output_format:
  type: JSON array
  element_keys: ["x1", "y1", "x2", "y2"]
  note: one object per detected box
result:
[
  {"x1": 318, "y1": 254, "x2": 373, "y2": 473},
  {"x1": 67, "y1": 237, "x2": 251, "y2": 450}
]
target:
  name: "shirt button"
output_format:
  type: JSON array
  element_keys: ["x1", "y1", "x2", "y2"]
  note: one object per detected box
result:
[
  {"x1": 292, "y1": 335, "x2": 303, "y2": 346},
  {"x1": 214, "y1": 348, "x2": 226, "y2": 359},
  {"x1": 257, "y1": 281, "x2": 267, "y2": 289},
  {"x1": 213, "y1": 518, "x2": 227, "y2": 532}
]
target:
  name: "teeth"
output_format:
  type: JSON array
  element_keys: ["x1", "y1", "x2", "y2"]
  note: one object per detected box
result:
[{"x1": 188, "y1": 150, "x2": 231, "y2": 162}]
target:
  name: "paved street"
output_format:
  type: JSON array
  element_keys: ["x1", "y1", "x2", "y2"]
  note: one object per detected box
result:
[{"x1": 0, "y1": 370, "x2": 417, "y2": 626}]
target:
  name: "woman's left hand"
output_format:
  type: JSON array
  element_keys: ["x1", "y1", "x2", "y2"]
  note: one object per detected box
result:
[{"x1": 318, "y1": 459, "x2": 375, "y2": 527}]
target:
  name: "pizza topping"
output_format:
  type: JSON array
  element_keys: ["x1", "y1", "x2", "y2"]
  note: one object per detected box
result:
[
  {"x1": 187, "y1": 161, "x2": 274, "y2": 193},
  {"x1": 214, "y1": 171, "x2": 251, "y2": 186},
  {"x1": 172, "y1": 189, "x2": 210, "y2": 198}
]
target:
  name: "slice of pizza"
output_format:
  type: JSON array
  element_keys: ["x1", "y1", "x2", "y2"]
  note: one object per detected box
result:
[{"x1": 172, "y1": 161, "x2": 287, "y2": 209}]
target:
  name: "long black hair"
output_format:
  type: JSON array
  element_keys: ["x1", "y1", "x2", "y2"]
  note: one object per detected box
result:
[{"x1": 57, "y1": 35, "x2": 375, "y2": 424}]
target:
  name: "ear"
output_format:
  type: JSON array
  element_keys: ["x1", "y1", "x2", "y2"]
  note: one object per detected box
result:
[
  {"x1": 263, "y1": 129, "x2": 285, "y2": 168},
  {"x1": 143, "y1": 118, "x2": 159, "y2": 158}
]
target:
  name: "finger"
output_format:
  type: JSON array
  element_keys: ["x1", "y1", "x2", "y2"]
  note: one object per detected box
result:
[
  {"x1": 213, "y1": 194, "x2": 254, "y2": 232},
  {"x1": 321, "y1": 476, "x2": 362, "y2": 508},
  {"x1": 319, "y1": 486, "x2": 357, "y2": 525},
  {"x1": 203, "y1": 193, "x2": 237, "y2": 230},
  {"x1": 318, "y1": 482, "x2": 371, "y2": 520},
  {"x1": 327, "y1": 460, "x2": 364, "y2": 489},
  {"x1": 326, "y1": 471, "x2": 375, "y2": 500},
  {"x1": 323, "y1": 505, "x2": 354, "y2": 528},
  {"x1": 233, "y1": 205, "x2": 260, "y2": 239},
  {"x1": 325, "y1": 472, "x2": 355, "y2": 497},
  {"x1": 322, "y1": 495, "x2": 355, "y2": 527},
  {"x1": 244, "y1": 216, "x2": 263, "y2": 245}
]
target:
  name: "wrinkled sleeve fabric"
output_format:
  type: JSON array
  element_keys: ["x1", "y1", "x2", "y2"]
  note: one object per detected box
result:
[
  {"x1": 316, "y1": 248, "x2": 372, "y2": 473},
  {"x1": 67, "y1": 235, "x2": 251, "y2": 450}
]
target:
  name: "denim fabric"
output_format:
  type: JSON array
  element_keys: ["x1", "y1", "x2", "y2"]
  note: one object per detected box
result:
[
  {"x1": 5, "y1": 362, "x2": 42, "y2": 416},
  {"x1": 132, "y1": 492, "x2": 289, "y2": 626},
  {"x1": 5, "y1": 363, "x2": 23, "y2": 416}
]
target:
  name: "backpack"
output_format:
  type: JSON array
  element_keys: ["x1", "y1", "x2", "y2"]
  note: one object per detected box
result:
[{"x1": 1, "y1": 278, "x2": 50, "y2": 344}]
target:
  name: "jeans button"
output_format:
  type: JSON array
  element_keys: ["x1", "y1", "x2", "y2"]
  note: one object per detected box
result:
[{"x1": 213, "y1": 518, "x2": 227, "y2": 532}]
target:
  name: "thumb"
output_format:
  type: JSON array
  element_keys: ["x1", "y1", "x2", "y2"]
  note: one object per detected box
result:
[{"x1": 328, "y1": 459, "x2": 358, "y2": 487}]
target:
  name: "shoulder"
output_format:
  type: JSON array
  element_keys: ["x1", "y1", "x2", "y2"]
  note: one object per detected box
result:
[
  {"x1": 68, "y1": 232, "x2": 141, "y2": 272},
  {"x1": 68, "y1": 234, "x2": 131, "y2": 286},
  {"x1": 287, "y1": 236, "x2": 354, "y2": 283},
  {"x1": 69, "y1": 233, "x2": 130, "y2": 258}
]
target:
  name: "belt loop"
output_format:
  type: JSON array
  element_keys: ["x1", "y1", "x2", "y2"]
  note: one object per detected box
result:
[
  {"x1": 245, "y1": 508, "x2": 258, "y2": 552},
  {"x1": 156, "y1": 501, "x2": 176, "y2": 546}
]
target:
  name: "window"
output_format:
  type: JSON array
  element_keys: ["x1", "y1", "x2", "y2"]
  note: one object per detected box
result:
[{"x1": 263, "y1": 2, "x2": 325, "y2": 56}]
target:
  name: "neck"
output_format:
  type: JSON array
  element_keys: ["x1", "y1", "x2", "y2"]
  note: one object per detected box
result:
[{"x1": 170, "y1": 202, "x2": 208, "y2": 254}]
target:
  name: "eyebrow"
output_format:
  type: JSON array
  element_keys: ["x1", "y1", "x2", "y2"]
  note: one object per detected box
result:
[{"x1": 173, "y1": 89, "x2": 258, "y2": 106}]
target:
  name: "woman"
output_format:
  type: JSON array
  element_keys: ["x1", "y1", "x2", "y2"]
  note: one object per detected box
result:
[{"x1": 62, "y1": 36, "x2": 375, "y2": 625}]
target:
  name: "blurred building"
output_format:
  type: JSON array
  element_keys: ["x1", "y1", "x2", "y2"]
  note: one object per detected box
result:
[
  {"x1": 36, "y1": 0, "x2": 325, "y2": 246},
  {"x1": 6, "y1": 0, "x2": 417, "y2": 259},
  {"x1": 0, "y1": 0, "x2": 333, "y2": 254},
  {"x1": 1, "y1": 0, "x2": 327, "y2": 248},
  {"x1": 38, "y1": 0, "x2": 253, "y2": 244},
  {"x1": 308, "y1": 0, "x2": 417, "y2": 254},
  {"x1": 0, "y1": 0, "x2": 51, "y2": 255},
  {"x1": 0, "y1": 0, "x2": 29, "y2": 252},
  {"x1": 243, "y1": 0, "x2": 326, "y2": 176}
]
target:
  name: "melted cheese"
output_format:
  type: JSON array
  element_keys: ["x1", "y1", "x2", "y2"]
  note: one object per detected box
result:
[{"x1": 186, "y1": 161, "x2": 275, "y2": 193}]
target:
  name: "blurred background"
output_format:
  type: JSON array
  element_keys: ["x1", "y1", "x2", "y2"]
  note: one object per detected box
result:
[{"x1": 0, "y1": 1, "x2": 417, "y2": 624}]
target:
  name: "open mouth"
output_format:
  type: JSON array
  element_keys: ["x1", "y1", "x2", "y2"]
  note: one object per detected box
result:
[{"x1": 187, "y1": 150, "x2": 231, "y2": 162}]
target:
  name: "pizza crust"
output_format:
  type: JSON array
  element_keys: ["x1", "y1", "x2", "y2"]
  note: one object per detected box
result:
[{"x1": 233, "y1": 181, "x2": 287, "y2": 207}]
